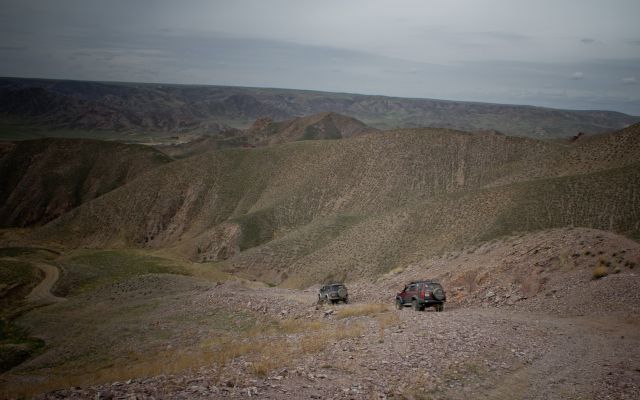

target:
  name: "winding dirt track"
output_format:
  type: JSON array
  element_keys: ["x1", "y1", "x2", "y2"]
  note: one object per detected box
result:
[{"x1": 26, "y1": 263, "x2": 66, "y2": 304}]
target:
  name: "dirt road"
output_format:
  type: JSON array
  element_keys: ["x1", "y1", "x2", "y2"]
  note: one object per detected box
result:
[
  {"x1": 35, "y1": 304, "x2": 640, "y2": 400},
  {"x1": 26, "y1": 263, "x2": 66, "y2": 304}
]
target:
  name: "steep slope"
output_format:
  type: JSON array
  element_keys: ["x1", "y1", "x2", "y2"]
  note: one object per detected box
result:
[
  {"x1": 1, "y1": 77, "x2": 638, "y2": 139},
  {"x1": 0, "y1": 138, "x2": 172, "y2": 227},
  {"x1": 29, "y1": 125, "x2": 640, "y2": 286},
  {"x1": 246, "y1": 112, "x2": 378, "y2": 146}
]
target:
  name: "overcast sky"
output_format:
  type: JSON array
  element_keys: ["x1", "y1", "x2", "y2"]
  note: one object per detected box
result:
[{"x1": 1, "y1": 0, "x2": 639, "y2": 114}]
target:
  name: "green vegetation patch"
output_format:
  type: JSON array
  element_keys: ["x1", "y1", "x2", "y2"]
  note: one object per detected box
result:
[
  {"x1": 0, "y1": 259, "x2": 39, "y2": 288},
  {"x1": 0, "y1": 259, "x2": 42, "y2": 316},
  {"x1": 0, "y1": 319, "x2": 44, "y2": 372},
  {"x1": 234, "y1": 210, "x2": 278, "y2": 251},
  {"x1": 15, "y1": 274, "x2": 254, "y2": 379},
  {"x1": 54, "y1": 250, "x2": 190, "y2": 296}
]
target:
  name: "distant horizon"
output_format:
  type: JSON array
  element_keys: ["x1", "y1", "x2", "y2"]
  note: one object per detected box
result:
[
  {"x1": 3, "y1": 74, "x2": 638, "y2": 117},
  {"x1": 1, "y1": 1, "x2": 639, "y2": 115}
]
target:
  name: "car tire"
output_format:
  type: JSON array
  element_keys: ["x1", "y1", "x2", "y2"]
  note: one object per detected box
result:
[
  {"x1": 395, "y1": 299, "x2": 403, "y2": 310},
  {"x1": 412, "y1": 299, "x2": 422, "y2": 311},
  {"x1": 435, "y1": 303, "x2": 444, "y2": 312}
]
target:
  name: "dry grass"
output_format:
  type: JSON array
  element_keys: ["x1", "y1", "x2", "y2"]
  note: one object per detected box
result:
[
  {"x1": 592, "y1": 264, "x2": 609, "y2": 280},
  {"x1": 278, "y1": 318, "x2": 324, "y2": 333},
  {"x1": 376, "y1": 265, "x2": 406, "y2": 282},
  {"x1": 331, "y1": 322, "x2": 365, "y2": 340},
  {"x1": 375, "y1": 312, "x2": 400, "y2": 328},
  {"x1": 300, "y1": 334, "x2": 330, "y2": 354},
  {"x1": 5, "y1": 347, "x2": 223, "y2": 399},
  {"x1": 5, "y1": 315, "x2": 368, "y2": 398},
  {"x1": 248, "y1": 340, "x2": 291, "y2": 377},
  {"x1": 335, "y1": 303, "x2": 389, "y2": 319}
]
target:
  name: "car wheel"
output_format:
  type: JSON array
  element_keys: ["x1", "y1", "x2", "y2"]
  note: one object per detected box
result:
[
  {"x1": 395, "y1": 299, "x2": 403, "y2": 310},
  {"x1": 412, "y1": 299, "x2": 422, "y2": 311},
  {"x1": 436, "y1": 304, "x2": 444, "y2": 312},
  {"x1": 343, "y1": 297, "x2": 349, "y2": 304}
]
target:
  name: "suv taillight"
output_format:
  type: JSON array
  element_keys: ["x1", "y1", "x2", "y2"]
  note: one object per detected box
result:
[{"x1": 420, "y1": 287, "x2": 425, "y2": 299}]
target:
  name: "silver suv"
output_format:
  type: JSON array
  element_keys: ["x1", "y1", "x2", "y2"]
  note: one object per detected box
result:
[{"x1": 318, "y1": 283, "x2": 349, "y2": 304}]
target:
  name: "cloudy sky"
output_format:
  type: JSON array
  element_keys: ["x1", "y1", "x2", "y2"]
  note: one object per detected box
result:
[{"x1": 1, "y1": 0, "x2": 639, "y2": 114}]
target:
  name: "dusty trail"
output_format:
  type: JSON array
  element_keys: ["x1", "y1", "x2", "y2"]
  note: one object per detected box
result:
[{"x1": 26, "y1": 262, "x2": 66, "y2": 304}]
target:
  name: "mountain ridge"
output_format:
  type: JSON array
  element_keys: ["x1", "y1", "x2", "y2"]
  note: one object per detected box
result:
[
  {"x1": 26, "y1": 123, "x2": 640, "y2": 286},
  {"x1": 1, "y1": 77, "x2": 638, "y2": 139}
]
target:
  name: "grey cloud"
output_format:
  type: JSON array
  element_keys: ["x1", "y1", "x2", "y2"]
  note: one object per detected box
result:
[
  {"x1": 0, "y1": 1, "x2": 639, "y2": 115},
  {"x1": 480, "y1": 31, "x2": 529, "y2": 42},
  {"x1": 0, "y1": 45, "x2": 26, "y2": 51}
]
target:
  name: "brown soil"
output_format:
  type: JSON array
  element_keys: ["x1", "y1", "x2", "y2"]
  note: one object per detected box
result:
[{"x1": 5, "y1": 228, "x2": 637, "y2": 400}]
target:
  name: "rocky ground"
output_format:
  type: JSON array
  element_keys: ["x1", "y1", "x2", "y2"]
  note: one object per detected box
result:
[
  {"x1": 4, "y1": 228, "x2": 640, "y2": 399},
  {"x1": 34, "y1": 307, "x2": 640, "y2": 400}
]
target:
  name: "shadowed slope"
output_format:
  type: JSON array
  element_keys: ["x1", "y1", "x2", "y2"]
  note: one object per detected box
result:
[{"x1": 0, "y1": 138, "x2": 172, "y2": 227}]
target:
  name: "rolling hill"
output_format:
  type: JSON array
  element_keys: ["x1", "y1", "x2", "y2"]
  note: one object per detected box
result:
[
  {"x1": 28, "y1": 123, "x2": 640, "y2": 287},
  {"x1": 0, "y1": 138, "x2": 172, "y2": 227},
  {"x1": 155, "y1": 112, "x2": 379, "y2": 158},
  {"x1": 1, "y1": 77, "x2": 638, "y2": 139}
]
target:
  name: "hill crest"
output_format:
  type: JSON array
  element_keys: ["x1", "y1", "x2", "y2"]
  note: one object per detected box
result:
[{"x1": 2, "y1": 77, "x2": 638, "y2": 140}]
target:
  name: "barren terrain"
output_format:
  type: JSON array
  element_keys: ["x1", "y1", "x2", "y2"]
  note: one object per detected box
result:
[
  {"x1": 2, "y1": 77, "x2": 638, "y2": 140},
  {"x1": 0, "y1": 227, "x2": 637, "y2": 399},
  {"x1": 0, "y1": 107, "x2": 638, "y2": 399}
]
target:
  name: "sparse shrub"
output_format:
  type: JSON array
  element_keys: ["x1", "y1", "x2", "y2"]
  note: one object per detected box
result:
[
  {"x1": 572, "y1": 253, "x2": 580, "y2": 258},
  {"x1": 613, "y1": 267, "x2": 622, "y2": 274},
  {"x1": 332, "y1": 323, "x2": 364, "y2": 340},
  {"x1": 592, "y1": 265, "x2": 609, "y2": 280},
  {"x1": 300, "y1": 334, "x2": 329, "y2": 354},
  {"x1": 277, "y1": 319, "x2": 323, "y2": 334},
  {"x1": 375, "y1": 312, "x2": 400, "y2": 329},
  {"x1": 584, "y1": 251, "x2": 592, "y2": 256},
  {"x1": 335, "y1": 303, "x2": 389, "y2": 319}
]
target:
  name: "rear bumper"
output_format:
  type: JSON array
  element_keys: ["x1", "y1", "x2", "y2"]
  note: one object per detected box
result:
[{"x1": 420, "y1": 299, "x2": 445, "y2": 306}]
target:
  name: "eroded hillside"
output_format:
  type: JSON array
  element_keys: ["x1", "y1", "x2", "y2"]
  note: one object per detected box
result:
[
  {"x1": 0, "y1": 138, "x2": 172, "y2": 227},
  {"x1": 28, "y1": 124, "x2": 640, "y2": 286}
]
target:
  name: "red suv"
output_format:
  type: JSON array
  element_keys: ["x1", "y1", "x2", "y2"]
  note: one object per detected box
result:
[{"x1": 395, "y1": 280, "x2": 446, "y2": 312}]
